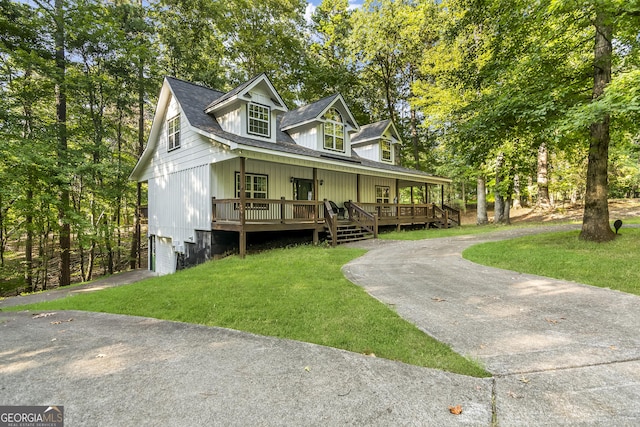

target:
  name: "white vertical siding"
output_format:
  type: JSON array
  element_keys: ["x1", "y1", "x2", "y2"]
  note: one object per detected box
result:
[
  {"x1": 148, "y1": 164, "x2": 211, "y2": 244},
  {"x1": 353, "y1": 144, "x2": 377, "y2": 162},
  {"x1": 288, "y1": 124, "x2": 319, "y2": 151},
  {"x1": 218, "y1": 108, "x2": 241, "y2": 135},
  {"x1": 358, "y1": 176, "x2": 396, "y2": 202},
  {"x1": 138, "y1": 96, "x2": 232, "y2": 182}
]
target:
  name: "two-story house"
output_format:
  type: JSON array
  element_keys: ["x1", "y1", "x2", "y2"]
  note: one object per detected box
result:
[{"x1": 130, "y1": 74, "x2": 456, "y2": 275}]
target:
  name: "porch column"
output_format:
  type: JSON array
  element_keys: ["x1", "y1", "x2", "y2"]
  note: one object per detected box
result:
[
  {"x1": 313, "y1": 167, "x2": 319, "y2": 245},
  {"x1": 441, "y1": 184, "x2": 445, "y2": 209},
  {"x1": 239, "y1": 156, "x2": 246, "y2": 258},
  {"x1": 357, "y1": 174, "x2": 361, "y2": 202},
  {"x1": 395, "y1": 179, "x2": 401, "y2": 232}
]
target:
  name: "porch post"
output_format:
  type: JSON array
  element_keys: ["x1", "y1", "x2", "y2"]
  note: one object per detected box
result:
[
  {"x1": 357, "y1": 174, "x2": 361, "y2": 203},
  {"x1": 395, "y1": 179, "x2": 401, "y2": 232},
  {"x1": 313, "y1": 168, "x2": 319, "y2": 245},
  {"x1": 441, "y1": 184, "x2": 445, "y2": 209},
  {"x1": 239, "y1": 156, "x2": 246, "y2": 258}
]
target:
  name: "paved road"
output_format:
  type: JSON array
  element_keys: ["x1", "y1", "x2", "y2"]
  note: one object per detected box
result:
[
  {"x1": 343, "y1": 226, "x2": 640, "y2": 425},
  {"x1": 1, "y1": 226, "x2": 639, "y2": 425}
]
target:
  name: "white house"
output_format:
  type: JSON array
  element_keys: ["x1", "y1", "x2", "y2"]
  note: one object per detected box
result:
[{"x1": 130, "y1": 74, "x2": 455, "y2": 275}]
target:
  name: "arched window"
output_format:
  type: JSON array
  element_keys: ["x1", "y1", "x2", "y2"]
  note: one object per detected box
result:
[{"x1": 323, "y1": 108, "x2": 344, "y2": 152}]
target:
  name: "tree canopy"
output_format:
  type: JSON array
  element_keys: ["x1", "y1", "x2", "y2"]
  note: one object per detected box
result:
[{"x1": 2, "y1": 0, "x2": 640, "y2": 289}]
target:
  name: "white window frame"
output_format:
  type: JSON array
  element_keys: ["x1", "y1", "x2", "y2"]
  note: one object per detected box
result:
[
  {"x1": 376, "y1": 185, "x2": 390, "y2": 204},
  {"x1": 247, "y1": 103, "x2": 271, "y2": 138},
  {"x1": 381, "y1": 139, "x2": 392, "y2": 162},
  {"x1": 235, "y1": 172, "x2": 268, "y2": 209},
  {"x1": 167, "y1": 115, "x2": 181, "y2": 151},
  {"x1": 323, "y1": 108, "x2": 345, "y2": 152}
]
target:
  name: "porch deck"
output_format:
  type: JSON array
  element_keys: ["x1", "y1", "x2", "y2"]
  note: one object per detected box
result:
[{"x1": 211, "y1": 198, "x2": 460, "y2": 244}]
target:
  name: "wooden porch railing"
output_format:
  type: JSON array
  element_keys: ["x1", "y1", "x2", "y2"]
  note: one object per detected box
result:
[
  {"x1": 344, "y1": 201, "x2": 378, "y2": 237},
  {"x1": 211, "y1": 198, "x2": 459, "y2": 230},
  {"x1": 323, "y1": 200, "x2": 338, "y2": 247},
  {"x1": 212, "y1": 197, "x2": 325, "y2": 224}
]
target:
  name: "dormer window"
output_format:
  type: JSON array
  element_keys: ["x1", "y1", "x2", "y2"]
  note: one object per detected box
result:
[
  {"x1": 167, "y1": 115, "x2": 181, "y2": 151},
  {"x1": 323, "y1": 108, "x2": 345, "y2": 152},
  {"x1": 248, "y1": 103, "x2": 270, "y2": 138},
  {"x1": 381, "y1": 139, "x2": 392, "y2": 162}
]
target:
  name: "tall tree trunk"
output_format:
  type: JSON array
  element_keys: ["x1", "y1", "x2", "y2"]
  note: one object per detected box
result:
[
  {"x1": 537, "y1": 142, "x2": 551, "y2": 208},
  {"x1": 55, "y1": 0, "x2": 71, "y2": 286},
  {"x1": 476, "y1": 175, "x2": 488, "y2": 225},
  {"x1": 410, "y1": 108, "x2": 419, "y2": 168},
  {"x1": 131, "y1": 49, "x2": 145, "y2": 269},
  {"x1": 580, "y1": 8, "x2": 614, "y2": 242},
  {"x1": 513, "y1": 174, "x2": 522, "y2": 210},
  {"x1": 494, "y1": 154, "x2": 506, "y2": 224}
]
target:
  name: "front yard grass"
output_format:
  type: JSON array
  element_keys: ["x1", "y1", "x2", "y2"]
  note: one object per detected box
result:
[
  {"x1": 6, "y1": 245, "x2": 489, "y2": 378},
  {"x1": 463, "y1": 228, "x2": 640, "y2": 296}
]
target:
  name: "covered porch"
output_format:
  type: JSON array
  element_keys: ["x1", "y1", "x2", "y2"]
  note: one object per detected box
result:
[{"x1": 211, "y1": 157, "x2": 458, "y2": 257}]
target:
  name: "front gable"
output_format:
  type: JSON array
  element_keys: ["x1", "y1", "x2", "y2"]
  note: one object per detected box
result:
[
  {"x1": 352, "y1": 120, "x2": 401, "y2": 164},
  {"x1": 281, "y1": 94, "x2": 360, "y2": 158},
  {"x1": 204, "y1": 74, "x2": 288, "y2": 143}
]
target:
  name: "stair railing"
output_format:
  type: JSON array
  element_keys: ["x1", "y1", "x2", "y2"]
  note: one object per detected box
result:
[
  {"x1": 345, "y1": 201, "x2": 378, "y2": 238},
  {"x1": 324, "y1": 200, "x2": 338, "y2": 247}
]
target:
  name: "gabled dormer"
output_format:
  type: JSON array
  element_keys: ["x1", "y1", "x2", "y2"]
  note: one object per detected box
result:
[
  {"x1": 351, "y1": 119, "x2": 401, "y2": 164},
  {"x1": 203, "y1": 74, "x2": 288, "y2": 143},
  {"x1": 280, "y1": 94, "x2": 359, "y2": 158}
]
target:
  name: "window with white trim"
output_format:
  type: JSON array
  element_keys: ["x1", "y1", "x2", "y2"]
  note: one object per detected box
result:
[
  {"x1": 235, "y1": 172, "x2": 268, "y2": 209},
  {"x1": 376, "y1": 186, "x2": 390, "y2": 204},
  {"x1": 167, "y1": 115, "x2": 180, "y2": 151},
  {"x1": 323, "y1": 108, "x2": 345, "y2": 152},
  {"x1": 247, "y1": 103, "x2": 270, "y2": 137},
  {"x1": 381, "y1": 139, "x2": 392, "y2": 162}
]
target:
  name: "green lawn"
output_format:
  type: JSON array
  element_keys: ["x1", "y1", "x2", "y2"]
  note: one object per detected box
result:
[
  {"x1": 463, "y1": 228, "x2": 640, "y2": 296},
  {"x1": 6, "y1": 245, "x2": 489, "y2": 378}
]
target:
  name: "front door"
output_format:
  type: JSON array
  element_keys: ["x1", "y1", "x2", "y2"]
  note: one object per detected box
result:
[
  {"x1": 294, "y1": 179, "x2": 314, "y2": 201},
  {"x1": 293, "y1": 179, "x2": 314, "y2": 219}
]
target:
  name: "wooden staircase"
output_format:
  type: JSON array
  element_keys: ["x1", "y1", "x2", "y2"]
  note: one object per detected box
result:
[{"x1": 329, "y1": 222, "x2": 374, "y2": 244}]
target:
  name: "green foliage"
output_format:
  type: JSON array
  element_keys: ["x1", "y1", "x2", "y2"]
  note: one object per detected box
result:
[{"x1": 11, "y1": 245, "x2": 489, "y2": 377}]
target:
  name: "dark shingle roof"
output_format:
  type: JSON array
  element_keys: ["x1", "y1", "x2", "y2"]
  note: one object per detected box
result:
[
  {"x1": 166, "y1": 77, "x2": 440, "y2": 180},
  {"x1": 202, "y1": 74, "x2": 258, "y2": 111},
  {"x1": 351, "y1": 120, "x2": 392, "y2": 144},
  {"x1": 280, "y1": 94, "x2": 339, "y2": 129}
]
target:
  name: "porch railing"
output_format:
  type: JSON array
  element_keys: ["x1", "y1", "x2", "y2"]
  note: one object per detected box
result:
[
  {"x1": 212, "y1": 197, "x2": 324, "y2": 223},
  {"x1": 211, "y1": 198, "x2": 459, "y2": 228},
  {"x1": 344, "y1": 201, "x2": 378, "y2": 237}
]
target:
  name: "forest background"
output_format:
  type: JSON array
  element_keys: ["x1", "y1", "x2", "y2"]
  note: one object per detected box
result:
[{"x1": 1, "y1": 0, "x2": 640, "y2": 293}]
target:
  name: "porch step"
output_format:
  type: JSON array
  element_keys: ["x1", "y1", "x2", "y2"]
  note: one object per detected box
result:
[{"x1": 329, "y1": 223, "x2": 374, "y2": 244}]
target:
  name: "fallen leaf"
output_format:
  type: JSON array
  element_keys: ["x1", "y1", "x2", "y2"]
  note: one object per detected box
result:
[
  {"x1": 610, "y1": 345, "x2": 618, "y2": 351},
  {"x1": 545, "y1": 318, "x2": 558, "y2": 324},
  {"x1": 519, "y1": 376, "x2": 530, "y2": 384},
  {"x1": 432, "y1": 297, "x2": 446, "y2": 302},
  {"x1": 448, "y1": 405, "x2": 463, "y2": 415},
  {"x1": 96, "y1": 354, "x2": 106, "y2": 358},
  {"x1": 50, "y1": 318, "x2": 73, "y2": 325},
  {"x1": 32, "y1": 312, "x2": 57, "y2": 319},
  {"x1": 304, "y1": 366, "x2": 310, "y2": 372}
]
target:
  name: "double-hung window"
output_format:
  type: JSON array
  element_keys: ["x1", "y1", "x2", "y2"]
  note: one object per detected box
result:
[
  {"x1": 235, "y1": 172, "x2": 268, "y2": 209},
  {"x1": 381, "y1": 139, "x2": 392, "y2": 162},
  {"x1": 323, "y1": 108, "x2": 345, "y2": 152},
  {"x1": 167, "y1": 115, "x2": 180, "y2": 151},
  {"x1": 247, "y1": 103, "x2": 270, "y2": 138},
  {"x1": 376, "y1": 186, "x2": 390, "y2": 204}
]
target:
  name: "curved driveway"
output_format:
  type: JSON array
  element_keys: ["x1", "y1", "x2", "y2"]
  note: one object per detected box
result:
[
  {"x1": 343, "y1": 225, "x2": 640, "y2": 425},
  {"x1": 1, "y1": 226, "x2": 639, "y2": 426}
]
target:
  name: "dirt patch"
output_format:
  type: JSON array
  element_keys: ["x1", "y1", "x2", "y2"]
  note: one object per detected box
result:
[{"x1": 460, "y1": 199, "x2": 640, "y2": 226}]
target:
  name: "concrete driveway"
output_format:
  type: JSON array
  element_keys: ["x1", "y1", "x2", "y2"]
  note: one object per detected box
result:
[
  {"x1": 343, "y1": 226, "x2": 640, "y2": 425},
  {"x1": 1, "y1": 225, "x2": 639, "y2": 426}
]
